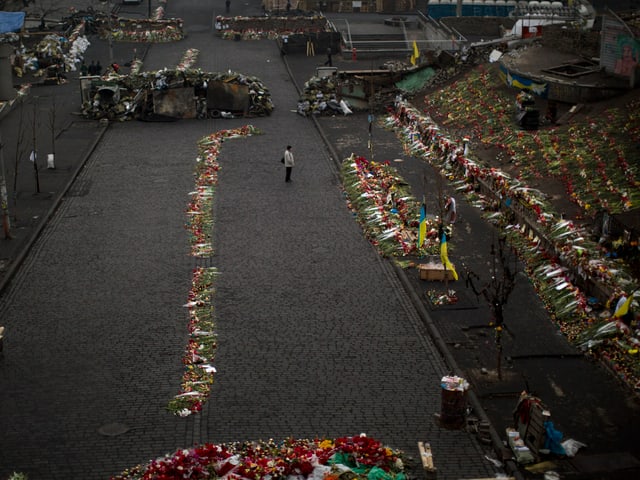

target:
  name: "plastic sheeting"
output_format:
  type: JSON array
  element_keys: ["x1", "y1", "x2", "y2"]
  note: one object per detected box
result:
[
  {"x1": 0, "y1": 11, "x2": 25, "y2": 34},
  {"x1": 395, "y1": 67, "x2": 436, "y2": 94}
]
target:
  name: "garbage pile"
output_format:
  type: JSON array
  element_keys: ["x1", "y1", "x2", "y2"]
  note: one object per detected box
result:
[
  {"x1": 6, "y1": 22, "x2": 90, "y2": 80},
  {"x1": 296, "y1": 73, "x2": 354, "y2": 116}
]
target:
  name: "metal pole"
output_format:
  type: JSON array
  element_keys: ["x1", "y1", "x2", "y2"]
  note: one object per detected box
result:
[
  {"x1": 148, "y1": 0, "x2": 152, "y2": 18},
  {"x1": 108, "y1": 1, "x2": 114, "y2": 66},
  {"x1": 100, "y1": 0, "x2": 114, "y2": 65},
  {"x1": 32, "y1": 98, "x2": 40, "y2": 194},
  {"x1": 0, "y1": 132, "x2": 12, "y2": 239}
]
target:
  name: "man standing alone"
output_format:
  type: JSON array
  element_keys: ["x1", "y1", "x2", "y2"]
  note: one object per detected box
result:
[
  {"x1": 284, "y1": 145, "x2": 294, "y2": 182},
  {"x1": 324, "y1": 47, "x2": 332, "y2": 66}
]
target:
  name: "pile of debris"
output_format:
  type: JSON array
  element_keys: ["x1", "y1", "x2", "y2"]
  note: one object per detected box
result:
[
  {"x1": 7, "y1": 21, "x2": 89, "y2": 80},
  {"x1": 297, "y1": 73, "x2": 353, "y2": 116},
  {"x1": 81, "y1": 68, "x2": 274, "y2": 121}
]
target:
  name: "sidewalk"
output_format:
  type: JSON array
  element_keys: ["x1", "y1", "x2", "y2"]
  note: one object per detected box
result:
[{"x1": 0, "y1": 5, "x2": 639, "y2": 480}]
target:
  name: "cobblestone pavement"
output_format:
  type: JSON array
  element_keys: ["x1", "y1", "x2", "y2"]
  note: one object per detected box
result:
[
  {"x1": 0, "y1": 1, "x2": 498, "y2": 479},
  {"x1": 1, "y1": 1, "x2": 640, "y2": 480}
]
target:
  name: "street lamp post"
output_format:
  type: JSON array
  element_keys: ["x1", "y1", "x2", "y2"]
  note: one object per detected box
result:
[{"x1": 100, "y1": 0, "x2": 114, "y2": 66}]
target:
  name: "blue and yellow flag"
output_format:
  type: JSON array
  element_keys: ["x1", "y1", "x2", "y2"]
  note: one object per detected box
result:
[
  {"x1": 410, "y1": 41, "x2": 419, "y2": 66},
  {"x1": 440, "y1": 233, "x2": 459, "y2": 281},
  {"x1": 418, "y1": 201, "x2": 427, "y2": 249}
]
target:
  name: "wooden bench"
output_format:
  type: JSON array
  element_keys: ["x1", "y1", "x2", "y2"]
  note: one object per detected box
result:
[{"x1": 417, "y1": 442, "x2": 437, "y2": 480}]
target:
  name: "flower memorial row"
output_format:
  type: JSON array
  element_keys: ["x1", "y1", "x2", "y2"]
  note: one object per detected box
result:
[
  {"x1": 176, "y1": 49, "x2": 199, "y2": 72},
  {"x1": 167, "y1": 266, "x2": 219, "y2": 417},
  {"x1": 168, "y1": 126, "x2": 261, "y2": 417},
  {"x1": 382, "y1": 69, "x2": 639, "y2": 389},
  {"x1": 340, "y1": 154, "x2": 440, "y2": 258},
  {"x1": 111, "y1": 434, "x2": 406, "y2": 480},
  {"x1": 214, "y1": 15, "x2": 332, "y2": 41},
  {"x1": 107, "y1": 5, "x2": 184, "y2": 44}
]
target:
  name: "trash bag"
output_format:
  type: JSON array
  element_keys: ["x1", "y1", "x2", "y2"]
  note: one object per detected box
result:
[
  {"x1": 327, "y1": 99, "x2": 342, "y2": 112},
  {"x1": 561, "y1": 438, "x2": 587, "y2": 457},
  {"x1": 544, "y1": 421, "x2": 566, "y2": 456},
  {"x1": 339, "y1": 99, "x2": 353, "y2": 115}
]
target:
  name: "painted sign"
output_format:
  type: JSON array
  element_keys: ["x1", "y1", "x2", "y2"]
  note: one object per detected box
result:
[{"x1": 601, "y1": 15, "x2": 639, "y2": 77}]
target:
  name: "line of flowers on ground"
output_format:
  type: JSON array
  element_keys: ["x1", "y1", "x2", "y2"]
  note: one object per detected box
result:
[
  {"x1": 107, "y1": 6, "x2": 184, "y2": 44},
  {"x1": 177, "y1": 48, "x2": 199, "y2": 72},
  {"x1": 111, "y1": 434, "x2": 407, "y2": 480},
  {"x1": 503, "y1": 223, "x2": 640, "y2": 387},
  {"x1": 384, "y1": 101, "x2": 635, "y2": 295},
  {"x1": 185, "y1": 126, "x2": 260, "y2": 257},
  {"x1": 214, "y1": 15, "x2": 330, "y2": 41},
  {"x1": 169, "y1": 126, "x2": 261, "y2": 417},
  {"x1": 168, "y1": 266, "x2": 219, "y2": 417},
  {"x1": 384, "y1": 102, "x2": 640, "y2": 390},
  {"x1": 340, "y1": 154, "x2": 440, "y2": 258}
]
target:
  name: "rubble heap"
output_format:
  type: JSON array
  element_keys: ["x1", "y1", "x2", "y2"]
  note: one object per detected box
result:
[{"x1": 82, "y1": 68, "x2": 274, "y2": 121}]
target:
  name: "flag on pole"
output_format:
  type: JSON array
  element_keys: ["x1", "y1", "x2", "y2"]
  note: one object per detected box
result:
[
  {"x1": 418, "y1": 200, "x2": 427, "y2": 249},
  {"x1": 410, "y1": 41, "x2": 419, "y2": 66},
  {"x1": 440, "y1": 232, "x2": 459, "y2": 281}
]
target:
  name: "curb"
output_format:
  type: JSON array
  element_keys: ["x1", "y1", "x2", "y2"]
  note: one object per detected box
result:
[{"x1": 0, "y1": 121, "x2": 109, "y2": 297}]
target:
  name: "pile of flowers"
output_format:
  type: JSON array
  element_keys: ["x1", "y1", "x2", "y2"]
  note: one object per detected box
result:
[
  {"x1": 220, "y1": 28, "x2": 280, "y2": 41},
  {"x1": 109, "y1": 18, "x2": 185, "y2": 43},
  {"x1": 340, "y1": 154, "x2": 440, "y2": 257},
  {"x1": 129, "y1": 58, "x2": 144, "y2": 75},
  {"x1": 426, "y1": 289, "x2": 458, "y2": 306},
  {"x1": 385, "y1": 69, "x2": 640, "y2": 390},
  {"x1": 176, "y1": 48, "x2": 199, "y2": 72},
  {"x1": 153, "y1": 6, "x2": 165, "y2": 21},
  {"x1": 423, "y1": 65, "x2": 640, "y2": 216},
  {"x1": 111, "y1": 435, "x2": 406, "y2": 480},
  {"x1": 214, "y1": 15, "x2": 330, "y2": 41}
]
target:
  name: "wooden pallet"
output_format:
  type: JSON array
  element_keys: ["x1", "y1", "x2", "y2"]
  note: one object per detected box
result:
[{"x1": 417, "y1": 442, "x2": 437, "y2": 480}]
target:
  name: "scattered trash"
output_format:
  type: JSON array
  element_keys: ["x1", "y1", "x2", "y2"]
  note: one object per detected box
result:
[
  {"x1": 484, "y1": 455, "x2": 503, "y2": 468},
  {"x1": 561, "y1": 438, "x2": 587, "y2": 457}
]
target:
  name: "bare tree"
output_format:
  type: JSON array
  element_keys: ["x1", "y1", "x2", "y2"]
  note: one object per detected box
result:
[
  {"x1": 48, "y1": 95, "x2": 56, "y2": 168},
  {"x1": 1, "y1": 134, "x2": 12, "y2": 239},
  {"x1": 32, "y1": 0, "x2": 64, "y2": 25},
  {"x1": 13, "y1": 100, "x2": 30, "y2": 215},
  {"x1": 31, "y1": 98, "x2": 40, "y2": 193},
  {"x1": 464, "y1": 236, "x2": 518, "y2": 380}
]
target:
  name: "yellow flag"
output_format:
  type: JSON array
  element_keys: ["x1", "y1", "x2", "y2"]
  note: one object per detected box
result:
[
  {"x1": 418, "y1": 202, "x2": 427, "y2": 249},
  {"x1": 440, "y1": 233, "x2": 458, "y2": 281},
  {"x1": 613, "y1": 295, "x2": 633, "y2": 318},
  {"x1": 410, "y1": 41, "x2": 419, "y2": 66}
]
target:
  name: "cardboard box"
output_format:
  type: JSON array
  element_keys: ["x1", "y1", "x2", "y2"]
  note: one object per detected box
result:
[{"x1": 418, "y1": 263, "x2": 456, "y2": 281}]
